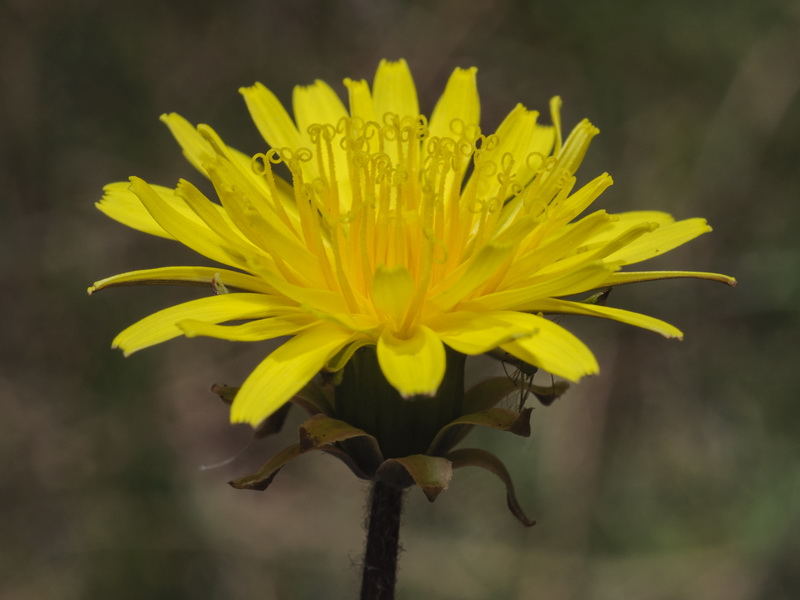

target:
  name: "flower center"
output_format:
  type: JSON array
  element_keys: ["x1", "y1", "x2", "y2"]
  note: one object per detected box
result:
[{"x1": 248, "y1": 110, "x2": 598, "y2": 338}]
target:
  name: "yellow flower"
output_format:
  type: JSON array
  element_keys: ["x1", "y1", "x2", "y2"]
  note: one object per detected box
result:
[{"x1": 90, "y1": 59, "x2": 734, "y2": 427}]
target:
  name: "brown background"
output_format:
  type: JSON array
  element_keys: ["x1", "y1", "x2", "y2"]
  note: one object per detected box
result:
[{"x1": 2, "y1": 0, "x2": 799, "y2": 598}]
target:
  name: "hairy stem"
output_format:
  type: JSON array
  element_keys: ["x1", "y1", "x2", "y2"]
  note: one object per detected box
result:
[{"x1": 360, "y1": 480, "x2": 403, "y2": 600}]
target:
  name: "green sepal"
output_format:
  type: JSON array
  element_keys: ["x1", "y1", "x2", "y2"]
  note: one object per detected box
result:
[
  {"x1": 253, "y1": 402, "x2": 292, "y2": 439},
  {"x1": 211, "y1": 383, "x2": 292, "y2": 438},
  {"x1": 212, "y1": 380, "x2": 333, "y2": 416},
  {"x1": 211, "y1": 380, "x2": 334, "y2": 442},
  {"x1": 578, "y1": 287, "x2": 611, "y2": 305},
  {"x1": 427, "y1": 407, "x2": 533, "y2": 456},
  {"x1": 325, "y1": 338, "x2": 373, "y2": 372},
  {"x1": 462, "y1": 376, "x2": 519, "y2": 414},
  {"x1": 229, "y1": 413, "x2": 384, "y2": 490},
  {"x1": 299, "y1": 414, "x2": 384, "y2": 478},
  {"x1": 447, "y1": 447, "x2": 536, "y2": 527},
  {"x1": 292, "y1": 380, "x2": 335, "y2": 416},
  {"x1": 529, "y1": 380, "x2": 570, "y2": 406},
  {"x1": 298, "y1": 414, "x2": 378, "y2": 453},
  {"x1": 210, "y1": 383, "x2": 239, "y2": 404},
  {"x1": 228, "y1": 443, "x2": 304, "y2": 491},
  {"x1": 316, "y1": 445, "x2": 376, "y2": 480},
  {"x1": 375, "y1": 454, "x2": 453, "y2": 502}
]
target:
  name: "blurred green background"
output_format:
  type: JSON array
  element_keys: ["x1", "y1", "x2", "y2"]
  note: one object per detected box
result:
[{"x1": 2, "y1": 0, "x2": 799, "y2": 598}]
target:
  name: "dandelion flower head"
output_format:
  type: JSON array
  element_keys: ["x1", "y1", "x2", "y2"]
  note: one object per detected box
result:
[{"x1": 90, "y1": 59, "x2": 732, "y2": 426}]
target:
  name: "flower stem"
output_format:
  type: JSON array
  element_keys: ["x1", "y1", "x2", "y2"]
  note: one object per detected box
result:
[{"x1": 360, "y1": 480, "x2": 403, "y2": 600}]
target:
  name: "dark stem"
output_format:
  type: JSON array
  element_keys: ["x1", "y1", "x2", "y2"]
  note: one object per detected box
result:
[{"x1": 360, "y1": 480, "x2": 403, "y2": 600}]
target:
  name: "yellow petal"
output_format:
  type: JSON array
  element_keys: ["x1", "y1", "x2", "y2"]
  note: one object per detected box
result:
[
  {"x1": 195, "y1": 123, "x2": 294, "y2": 224},
  {"x1": 604, "y1": 210, "x2": 676, "y2": 228},
  {"x1": 462, "y1": 104, "x2": 547, "y2": 202},
  {"x1": 428, "y1": 66, "x2": 480, "y2": 203},
  {"x1": 464, "y1": 262, "x2": 616, "y2": 312},
  {"x1": 497, "y1": 312, "x2": 599, "y2": 381},
  {"x1": 429, "y1": 243, "x2": 515, "y2": 311},
  {"x1": 325, "y1": 336, "x2": 374, "y2": 372},
  {"x1": 293, "y1": 79, "x2": 349, "y2": 132},
  {"x1": 429, "y1": 67, "x2": 479, "y2": 140},
  {"x1": 113, "y1": 293, "x2": 297, "y2": 355},
  {"x1": 199, "y1": 163, "x2": 325, "y2": 287},
  {"x1": 603, "y1": 218, "x2": 712, "y2": 265},
  {"x1": 202, "y1": 159, "x2": 279, "y2": 240},
  {"x1": 160, "y1": 114, "x2": 265, "y2": 189},
  {"x1": 344, "y1": 77, "x2": 376, "y2": 122},
  {"x1": 97, "y1": 181, "x2": 205, "y2": 239},
  {"x1": 526, "y1": 298, "x2": 684, "y2": 338},
  {"x1": 544, "y1": 173, "x2": 614, "y2": 229},
  {"x1": 504, "y1": 210, "x2": 614, "y2": 284},
  {"x1": 550, "y1": 96, "x2": 563, "y2": 154},
  {"x1": 178, "y1": 314, "x2": 313, "y2": 341},
  {"x1": 377, "y1": 326, "x2": 445, "y2": 397},
  {"x1": 159, "y1": 113, "x2": 217, "y2": 175},
  {"x1": 292, "y1": 79, "x2": 350, "y2": 196},
  {"x1": 605, "y1": 270, "x2": 737, "y2": 287},
  {"x1": 239, "y1": 82, "x2": 303, "y2": 150},
  {"x1": 580, "y1": 210, "x2": 673, "y2": 247},
  {"x1": 247, "y1": 262, "x2": 352, "y2": 315},
  {"x1": 517, "y1": 225, "x2": 648, "y2": 285},
  {"x1": 175, "y1": 179, "x2": 256, "y2": 248},
  {"x1": 128, "y1": 176, "x2": 252, "y2": 269},
  {"x1": 512, "y1": 119, "x2": 596, "y2": 226},
  {"x1": 88, "y1": 266, "x2": 274, "y2": 295},
  {"x1": 556, "y1": 118, "x2": 600, "y2": 177},
  {"x1": 371, "y1": 265, "x2": 415, "y2": 328},
  {"x1": 429, "y1": 311, "x2": 535, "y2": 355},
  {"x1": 582, "y1": 221, "x2": 660, "y2": 261},
  {"x1": 372, "y1": 58, "x2": 419, "y2": 119},
  {"x1": 230, "y1": 323, "x2": 354, "y2": 426},
  {"x1": 299, "y1": 304, "x2": 380, "y2": 332}
]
